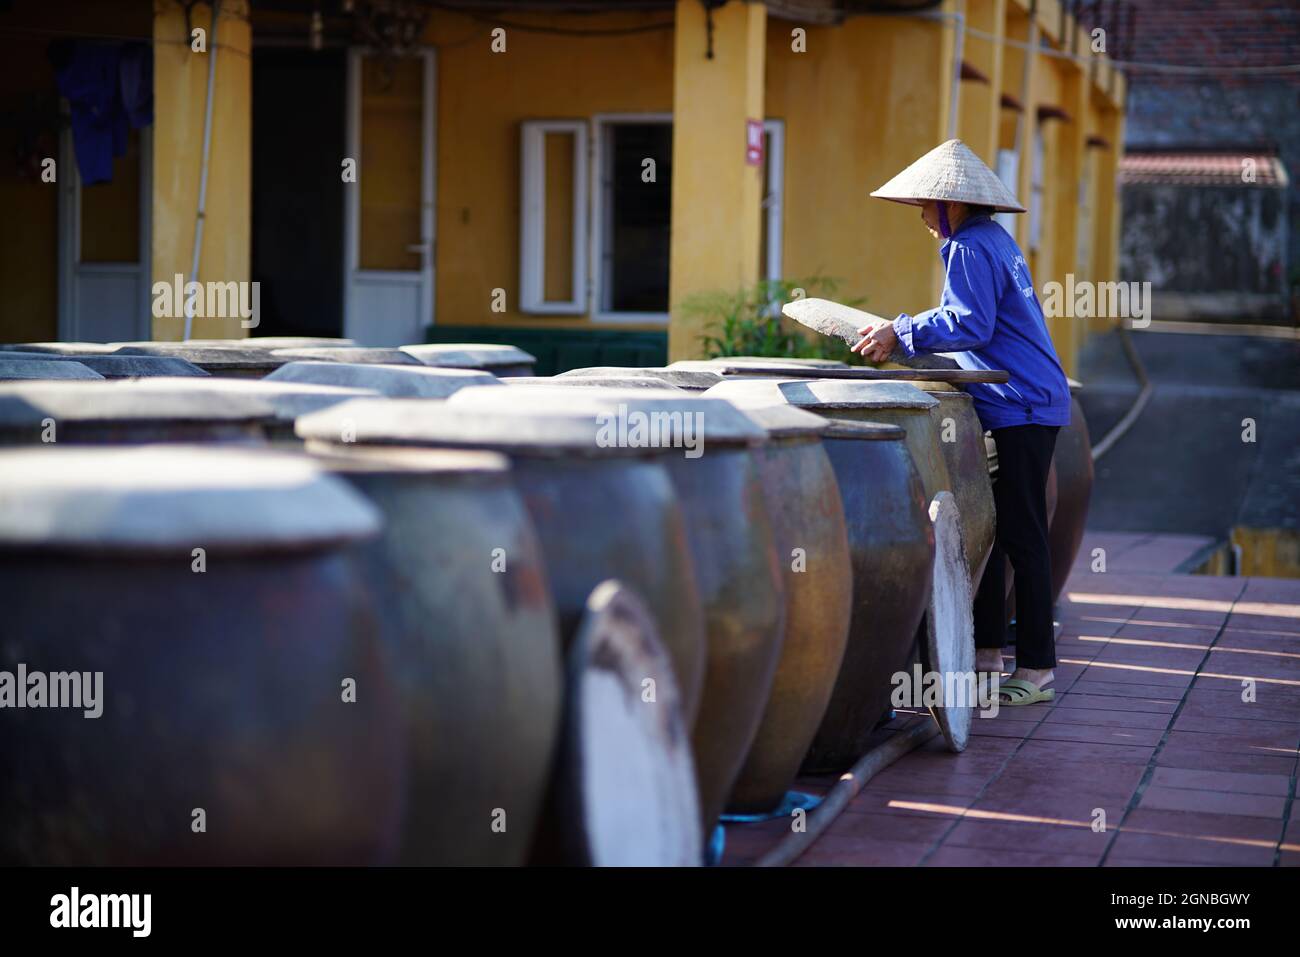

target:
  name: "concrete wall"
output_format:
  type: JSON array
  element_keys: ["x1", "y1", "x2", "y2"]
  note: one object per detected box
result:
[{"x1": 1121, "y1": 182, "x2": 1289, "y2": 321}]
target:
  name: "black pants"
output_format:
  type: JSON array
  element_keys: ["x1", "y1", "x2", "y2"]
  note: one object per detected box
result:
[{"x1": 974, "y1": 424, "x2": 1060, "y2": 669}]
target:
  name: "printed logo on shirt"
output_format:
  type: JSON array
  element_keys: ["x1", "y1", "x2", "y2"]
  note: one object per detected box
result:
[{"x1": 1010, "y1": 255, "x2": 1036, "y2": 300}]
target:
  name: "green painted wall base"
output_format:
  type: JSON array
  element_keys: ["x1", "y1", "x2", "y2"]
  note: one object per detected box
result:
[{"x1": 424, "y1": 326, "x2": 668, "y2": 377}]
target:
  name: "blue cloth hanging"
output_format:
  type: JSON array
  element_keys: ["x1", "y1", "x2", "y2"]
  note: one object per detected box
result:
[{"x1": 54, "y1": 42, "x2": 152, "y2": 186}]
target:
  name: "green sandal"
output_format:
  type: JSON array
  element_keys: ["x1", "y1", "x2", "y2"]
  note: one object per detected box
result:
[{"x1": 996, "y1": 678, "x2": 1055, "y2": 707}]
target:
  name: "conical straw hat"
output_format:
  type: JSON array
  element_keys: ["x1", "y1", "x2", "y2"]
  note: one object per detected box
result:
[{"x1": 870, "y1": 139, "x2": 1026, "y2": 213}]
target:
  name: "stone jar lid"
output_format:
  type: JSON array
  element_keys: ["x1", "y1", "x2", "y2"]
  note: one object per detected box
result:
[
  {"x1": 0, "y1": 445, "x2": 380, "y2": 554},
  {"x1": 820, "y1": 420, "x2": 906, "y2": 441},
  {"x1": 0, "y1": 380, "x2": 277, "y2": 431},
  {"x1": 504, "y1": 375, "x2": 683, "y2": 391},
  {"x1": 556, "y1": 366, "x2": 724, "y2": 391},
  {"x1": 449, "y1": 384, "x2": 767, "y2": 447},
  {"x1": 80, "y1": 355, "x2": 209, "y2": 378},
  {"x1": 186, "y1": 336, "x2": 358, "y2": 350},
  {"x1": 299, "y1": 388, "x2": 764, "y2": 457},
  {"x1": 739, "y1": 404, "x2": 832, "y2": 439},
  {"x1": 120, "y1": 376, "x2": 377, "y2": 422},
  {"x1": 114, "y1": 343, "x2": 287, "y2": 373},
  {"x1": 306, "y1": 443, "x2": 512, "y2": 482},
  {"x1": 270, "y1": 347, "x2": 419, "y2": 365},
  {"x1": 296, "y1": 398, "x2": 645, "y2": 458},
  {"x1": 401, "y1": 343, "x2": 536, "y2": 369},
  {"x1": 1, "y1": 342, "x2": 120, "y2": 356},
  {"x1": 0, "y1": 352, "x2": 207, "y2": 380},
  {"x1": 706, "y1": 378, "x2": 938, "y2": 411},
  {"x1": 0, "y1": 358, "x2": 103, "y2": 381},
  {"x1": 672, "y1": 356, "x2": 849, "y2": 370},
  {"x1": 267, "y1": 361, "x2": 499, "y2": 398}
]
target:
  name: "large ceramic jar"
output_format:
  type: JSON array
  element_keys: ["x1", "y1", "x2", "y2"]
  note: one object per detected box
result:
[
  {"x1": 295, "y1": 395, "x2": 708, "y2": 720},
  {"x1": 308, "y1": 445, "x2": 563, "y2": 865},
  {"x1": 706, "y1": 379, "x2": 936, "y2": 772},
  {"x1": 723, "y1": 404, "x2": 853, "y2": 814},
  {"x1": 445, "y1": 385, "x2": 786, "y2": 835},
  {"x1": 0, "y1": 445, "x2": 401, "y2": 865},
  {"x1": 1049, "y1": 383, "x2": 1094, "y2": 603}
]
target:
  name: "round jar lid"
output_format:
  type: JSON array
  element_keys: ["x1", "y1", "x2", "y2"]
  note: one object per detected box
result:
[
  {"x1": 0, "y1": 358, "x2": 103, "y2": 381},
  {"x1": 0, "y1": 380, "x2": 276, "y2": 430},
  {"x1": 112, "y1": 376, "x2": 375, "y2": 422},
  {"x1": 269, "y1": 347, "x2": 419, "y2": 365},
  {"x1": 706, "y1": 378, "x2": 938, "y2": 411},
  {"x1": 449, "y1": 384, "x2": 767, "y2": 446},
  {"x1": 502, "y1": 375, "x2": 682, "y2": 391},
  {"x1": 401, "y1": 343, "x2": 536, "y2": 368},
  {"x1": 556, "y1": 366, "x2": 724, "y2": 391},
  {"x1": 267, "y1": 361, "x2": 498, "y2": 398},
  {"x1": 113, "y1": 344, "x2": 287, "y2": 373},
  {"x1": 0, "y1": 445, "x2": 380, "y2": 553},
  {"x1": 737, "y1": 404, "x2": 831, "y2": 438}
]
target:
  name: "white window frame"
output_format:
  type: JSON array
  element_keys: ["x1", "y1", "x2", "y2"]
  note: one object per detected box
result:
[
  {"x1": 590, "y1": 112, "x2": 673, "y2": 324},
  {"x1": 761, "y1": 119, "x2": 784, "y2": 283},
  {"x1": 519, "y1": 119, "x2": 587, "y2": 314}
]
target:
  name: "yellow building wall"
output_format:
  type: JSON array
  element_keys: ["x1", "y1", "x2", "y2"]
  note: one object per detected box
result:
[
  {"x1": 765, "y1": 12, "x2": 951, "y2": 324},
  {"x1": 424, "y1": 9, "x2": 675, "y2": 332},
  {"x1": 0, "y1": 0, "x2": 153, "y2": 343},
  {"x1": 668, "y1": 0, "x2": 767, "y2": 360},
  {"x1": 151, "y1": 0, "x2": 251, "y2": 340},
  {"x1": 958, "y1": 0, "x2": 1007, "y2": 166}
]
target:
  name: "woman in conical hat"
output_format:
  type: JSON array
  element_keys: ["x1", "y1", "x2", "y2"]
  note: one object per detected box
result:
[{"x1": 853, "y1": 139, "x2": 1069, "y2": 707}]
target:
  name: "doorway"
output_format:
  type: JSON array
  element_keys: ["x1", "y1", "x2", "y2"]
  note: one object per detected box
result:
[{"x1": 250, "y1": 47, "x2": 347, "y2": 338}]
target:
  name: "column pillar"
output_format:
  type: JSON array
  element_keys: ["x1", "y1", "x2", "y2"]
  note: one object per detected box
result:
[
  {"x1": 667, "y1": 0, "x2": 766, "y2": 361},
  {"x1": 151, "y1": 1, "x2": 252, "y2": 340}
]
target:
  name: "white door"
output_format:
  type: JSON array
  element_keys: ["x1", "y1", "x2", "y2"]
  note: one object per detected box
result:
[
  {"x1": 57, "y1": 124, "x2": 152, "y2": 342},
  {"x1": 344, "y1": 48, "x2": 436, "y2": 347}
]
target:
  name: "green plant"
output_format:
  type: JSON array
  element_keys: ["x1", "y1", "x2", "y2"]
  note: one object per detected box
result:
[{"x1": 687, "y1": 276, "x2": 865, "y2": 362}]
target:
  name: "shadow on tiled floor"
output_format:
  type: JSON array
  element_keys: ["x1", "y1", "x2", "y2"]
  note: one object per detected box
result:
[{"x1": 722, "y1": 532, "x2": 1300, "y2": 867}]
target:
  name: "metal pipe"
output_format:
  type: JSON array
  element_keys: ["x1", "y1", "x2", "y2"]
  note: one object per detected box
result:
[
  {"x1": 1090, "y1": 322, "x2": 1151, "y2": 462},
  {"x1": 184, "y1": 0, "x2": 222, "y2": 341}
]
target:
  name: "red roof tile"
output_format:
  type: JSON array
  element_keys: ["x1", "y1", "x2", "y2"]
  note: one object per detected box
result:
[{"x1": 1120, "y1": 151, "x2": 1289, "y2": 187}]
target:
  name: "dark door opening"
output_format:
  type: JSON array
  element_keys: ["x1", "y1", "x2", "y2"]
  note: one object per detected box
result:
[
  {"x1": 600, "y1": 122, "x2": 672, "y2": 314},
  {"x1": 251, "y1": 48, "x2": 345, "y2": 338}
]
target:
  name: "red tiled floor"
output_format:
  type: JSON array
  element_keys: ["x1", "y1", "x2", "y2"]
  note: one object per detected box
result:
[
  {"x1": 1137, "y1": 785, "x2": 1287, "y2": 819},
  {"x1": 924, "y1": 845, "x2": 1100, "y2": 867},
  {"x1": 1154, "y1": 745, "x2": 1298, "y2": 776},
  {"x1": 1148, "y1": 765, "x2": 1291, "y2": 796},
  {"x1": 1042, "y1": 706, "x2": 1174, "y2": 730},
  {"x1": 1054, "y1": 692, "x2": 1178, "y2": 714},
  {"x1": 733, "y1": 545, "x2": 1300, "y2": 868}
]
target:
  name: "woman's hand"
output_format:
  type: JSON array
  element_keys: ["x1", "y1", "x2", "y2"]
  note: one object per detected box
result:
[{"x1": 852, "y1": 320, "x2": 898, "y2": 363}]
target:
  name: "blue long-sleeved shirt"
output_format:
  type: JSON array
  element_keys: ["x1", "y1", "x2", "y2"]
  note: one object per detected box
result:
[{"x1": 891, "y1": 215, "x2": 1071, "y2": 431}]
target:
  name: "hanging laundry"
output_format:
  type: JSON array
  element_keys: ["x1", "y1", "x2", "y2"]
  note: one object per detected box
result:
[{"x1": 51, "y1": 41, "x2": 152, "y2": 186}]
